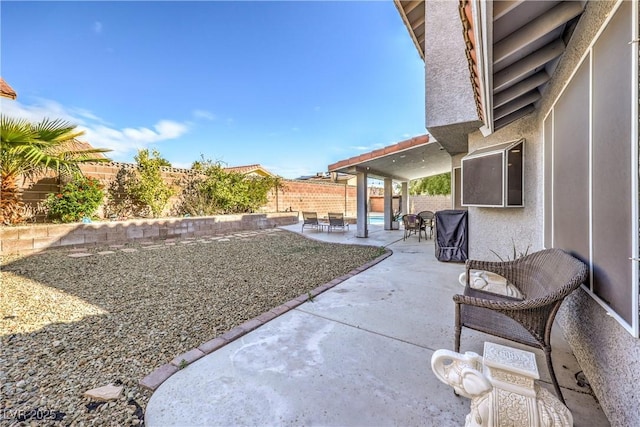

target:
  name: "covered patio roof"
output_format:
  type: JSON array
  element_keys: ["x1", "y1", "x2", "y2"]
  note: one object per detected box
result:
[{"x1": 327, "y1": 134, "x2": 451, "y2": 182}]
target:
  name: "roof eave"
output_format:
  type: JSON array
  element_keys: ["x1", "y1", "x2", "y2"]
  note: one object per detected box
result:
[
  {"x1": 393, "y1": 0, "x2": 425, "y2": 61},
  {"x1": 460, "y1": 0, "x2": 493, "y2": 136}
]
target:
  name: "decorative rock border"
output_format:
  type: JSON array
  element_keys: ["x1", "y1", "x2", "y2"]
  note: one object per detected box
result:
[{"x1": 139, "y1": 248, "x2": 393, "y2": 391}]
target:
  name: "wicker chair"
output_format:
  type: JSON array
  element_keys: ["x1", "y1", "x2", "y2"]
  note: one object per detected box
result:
[
  {"x1": 402, "y1": 214, "x2": 423, "y2": 241},
  {"x1": 417, "y1": 210, "x2": 435, "y2": 239},
  {"x1": 454, "y1": 248, "x2": 588, "y2": 404}
]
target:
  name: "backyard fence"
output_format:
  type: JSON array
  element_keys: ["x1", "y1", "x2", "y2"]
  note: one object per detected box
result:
[{"x1": 16, "y1": 162, "x2": 358, "y2": 222}]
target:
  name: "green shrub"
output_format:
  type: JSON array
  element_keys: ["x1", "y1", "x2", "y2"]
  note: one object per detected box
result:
[
  {"x1": 127, "y1": 149, "x2": 175, "y2": 218},
  {"x1": 45, "y1": 177, "x2": 104, "y2": 223},
  {"x1": 105, "y1": 149, "x2": 175, "y2": 219},
  {"x1": 410, "y1": 172, "x2": 451, "y2": 196},
  {"x1": 105, "y1": 166, "x2": 148, "y2": 219},
  {"x1": 178, "y1": 158, "x2": 283, "y2": 215}
]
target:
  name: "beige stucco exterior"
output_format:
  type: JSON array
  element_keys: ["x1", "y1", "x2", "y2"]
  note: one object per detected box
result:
[{"x1": 417, "y1": 1, "x2": 639, "y2": 425}]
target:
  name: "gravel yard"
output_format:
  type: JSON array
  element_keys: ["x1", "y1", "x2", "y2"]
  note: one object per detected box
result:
[{"x1": 0, "y1": 228, "x2": 386, "y2": 426}]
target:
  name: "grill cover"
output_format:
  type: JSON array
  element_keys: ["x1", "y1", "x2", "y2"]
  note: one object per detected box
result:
[{"x1": 435, "y1": 210, "x2": 468, "y2": 262}]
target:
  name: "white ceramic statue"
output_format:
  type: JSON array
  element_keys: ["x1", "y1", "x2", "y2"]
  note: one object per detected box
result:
[{"x1": 431, "y1": 344, "x2": 573, "y2": 427}]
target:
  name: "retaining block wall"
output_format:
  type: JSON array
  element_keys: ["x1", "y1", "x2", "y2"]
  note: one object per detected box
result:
[{"x1": 1, "y1": 213, "x2": 297, "y2": 255}]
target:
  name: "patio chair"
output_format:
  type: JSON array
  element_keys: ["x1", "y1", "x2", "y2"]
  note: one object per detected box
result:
[
  {"x1": 453, "y1": 248, "x2": 588, "y2": 404},
  {"x1": 301, "y1": 211, "x2": 320, "y2": 232},
  {"x1": 417, "y1": 210, "x2": 435, "y2": 239},
  {"x1": 402, "y1": 214, "x2": 423, "y2": 242},
  {"x1": 327, "y1": 212, "x2": 349, "y2": 232}
]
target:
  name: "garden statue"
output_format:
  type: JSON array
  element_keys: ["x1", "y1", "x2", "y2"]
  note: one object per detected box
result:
[{"x1": 431, "y1": 342, "x2": 573, "y2": 427}]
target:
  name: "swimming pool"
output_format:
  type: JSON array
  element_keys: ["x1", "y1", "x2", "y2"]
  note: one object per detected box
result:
[{"x1": 368, "y1": 214, "x2": 384, "y2": 225}]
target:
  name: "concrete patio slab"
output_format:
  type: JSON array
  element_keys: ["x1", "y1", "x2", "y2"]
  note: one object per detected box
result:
[
  {"x1": 145, "y1": 223, "x2": 609, "y2": 426},
  {"x1": 146, "y1": 310, "x2": 466, "y2": 426}
]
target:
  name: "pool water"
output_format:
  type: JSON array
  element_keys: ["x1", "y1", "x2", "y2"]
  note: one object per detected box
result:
[{"x1": 368, "y1": 215, "x2": 384, "y2": 225}]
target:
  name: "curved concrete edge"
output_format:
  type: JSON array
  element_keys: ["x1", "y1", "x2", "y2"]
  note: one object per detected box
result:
[{"x1": 138, "y1": 248, "x2": 393, "y2": 392}]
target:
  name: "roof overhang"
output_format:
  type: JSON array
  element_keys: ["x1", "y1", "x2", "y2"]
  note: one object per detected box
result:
[
  {"x1": 394, "y1": 1, "x2": 426, "y2": 60},
  {"x1": 464, "y1": 0, "x2": 586, "y2": 134},
  {"x1": 328, "y1": 135, "x2": 452, "y2": 182},
  {"x1": 395, "y1": 1, "x2": 586, "y2": 135}
]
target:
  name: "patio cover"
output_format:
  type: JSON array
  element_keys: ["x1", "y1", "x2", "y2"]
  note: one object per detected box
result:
[
  {"x1": 327, "y1": 134, "x2": 450, "y2": 182},
  {"x1": 327, "y1": 134, "x2": 452, "y2": 237}
]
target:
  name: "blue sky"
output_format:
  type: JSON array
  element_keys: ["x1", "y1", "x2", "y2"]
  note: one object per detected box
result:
[{"x1": 1, "y1": 1, "x2": 425, "y2": 178}]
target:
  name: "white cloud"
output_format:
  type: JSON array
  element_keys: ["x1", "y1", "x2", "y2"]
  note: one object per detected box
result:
[
  {"x1": 192, "y1": 109, "x2": 215, "y2": 121},
  {"x1": 83, "y1": 120, "x2": 189, "y2": 156},
  {"x1": 153, "y1": 120, "x2": 188, "y2": 139},
  {"x1": 349, "y1": 143, "x2": 384, "y2": 151},
  {"x1": 93, "y1": 21, "x2": 103, "y2": 34},
  {"x1": 349, "y1": 142, "x2": 384, "y2": 151},
  {"x1": 2, "y1": 98, "x2": 81, "y2": 124},
  {"x1": 2, "y1": 98, "x2": 189, "y2": 158}
]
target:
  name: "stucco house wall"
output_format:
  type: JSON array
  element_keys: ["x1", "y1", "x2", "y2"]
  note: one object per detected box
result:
[
  {"x1": 424, "y1": 0, "x2": 478, "y2": 128},
  {"x1": 424, "y1": 0, "x2": 482, "y2": 154},
  {"x1": 465, "y1": 117, "x2": 543, "y2": 261},
  {"x1": 456, "y1": 2, "x2": 639, "y2": 425}
]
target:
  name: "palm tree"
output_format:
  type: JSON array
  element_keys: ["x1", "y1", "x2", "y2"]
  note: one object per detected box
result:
[{"x1": 0, "y1": 115, "x2": 111, "y2": 225}]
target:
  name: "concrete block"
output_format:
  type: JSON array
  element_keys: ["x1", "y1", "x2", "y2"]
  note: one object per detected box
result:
[
  {"x1": 0, "y1": 228, "x2": 20, "y2": 240},
  {"x1": 139, "y1": 363, "x2": 179, "y2": 391},
  {"x1": 198, "y1": 337, "x2": 228, "y2": 355},
  {"x1": 60, "y1": 234, "x2": 85, "y2": 246},
  {"x1": 170, "y1": 348, "x2": 205, "y2": 368},
  {"x1": 126, "y1": 228, "x2": 144, "y2": 239},
  {"x1": 18, "y1": 227, "x2": 49, "y2": 239},
  {"x1": 84, "y1": 233, "x2": 108, "y2": 244},
  {"x1": 143, "y1": 227, "x2": 160, "y2": 238},
  {"x1": 239, "y1": 318, "x2": 263, "y2": 333},
  {"x1": 33, "y1": 238, "x2": 59, "y2": 250},
  {"x1": 1, "y1": 238, "x2": 34, "y2": 253},
  {"x1": 220, "y1": 327, "x2": 246, "y2": 342}
]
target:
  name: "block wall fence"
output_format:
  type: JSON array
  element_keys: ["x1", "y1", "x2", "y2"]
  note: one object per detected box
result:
[
  {"x1": 15, "y1": 161, "x2": 451, "y2": 226},
  {"x1": 369, "y1": 195, "x2": 453, "y2": 214},
  {"x1": 17, "y1": 162, "x2": 357, "y2": 220}
]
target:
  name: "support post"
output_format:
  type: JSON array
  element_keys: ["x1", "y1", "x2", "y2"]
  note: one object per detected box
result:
[
  {"x1": 384, "y1": 178, "x2": 393, "y2": 230},
  {"x1": 356, "y1": 171, "x2": 368, "y2": 238},
  {"x1": 401, "y1": 182, "x2": 409, "y2": 215}
]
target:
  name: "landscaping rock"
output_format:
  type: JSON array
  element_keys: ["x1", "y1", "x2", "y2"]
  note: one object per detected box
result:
[
  {"x1": 0, "y1": 229, "x2": 385, "y2": 426},
  {"x1": 84, "y1": 384, "x2": 124, "y2": 401}
]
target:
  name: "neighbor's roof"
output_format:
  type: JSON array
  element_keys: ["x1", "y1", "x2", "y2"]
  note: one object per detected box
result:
[
  {"x1": 0, "y1": 77, "x2": 17, "y2": 99},
  {"x1": 223, "y1": 164, "x2": 274, "y2": 177},
  {"x1": 58, "y1": 139, "x2": 109, "y2": 159}
]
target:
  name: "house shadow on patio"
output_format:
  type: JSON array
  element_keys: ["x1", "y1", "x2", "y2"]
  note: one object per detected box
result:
[{"x1": 144, "y1": 222, "x2": 609, "y2": 426}]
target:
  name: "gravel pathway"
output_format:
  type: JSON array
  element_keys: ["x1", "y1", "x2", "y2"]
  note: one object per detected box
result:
[{"x1": 1, "y1": 228, "x2": 386, "y2": 426}]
